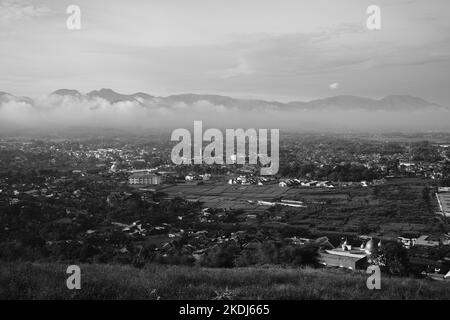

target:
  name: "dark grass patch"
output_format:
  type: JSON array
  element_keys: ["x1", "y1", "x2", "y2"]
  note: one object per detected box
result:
[{"x1": 1, "y1": 262, "x2": 449, "y2": 300}]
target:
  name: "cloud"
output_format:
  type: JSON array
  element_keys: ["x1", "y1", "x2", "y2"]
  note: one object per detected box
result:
[
  {"x1": 1, "y1": 92, "x2": 450, "y2": 133},
  {"x1": 0, "y1": 0, "x2": 51, "y2": 23},
  {"x1": 1, "y1": 1, "x2": 450, "y2": 105},
  {"x1": 0, "y1": 94, "x2": 242, "y2": 130},
  {"x1": 329, "y1": 82, "x2": 339, "y2": 90},
  {"x1": 220, "y1": 58, "x2": 254, "y2": 79}
]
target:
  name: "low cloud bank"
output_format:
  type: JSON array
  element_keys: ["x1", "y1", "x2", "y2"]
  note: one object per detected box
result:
[{"x1": 0, "y1": 93, "x2": 449, "y2": 133}]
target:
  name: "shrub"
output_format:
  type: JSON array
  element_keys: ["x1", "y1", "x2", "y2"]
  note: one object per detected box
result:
[
  {"x1": 370, "y1": 241, "x2": 409, "y2": 276},
  {"x1": 200, "y1": 242, "x2": 240, "y2": 268}
]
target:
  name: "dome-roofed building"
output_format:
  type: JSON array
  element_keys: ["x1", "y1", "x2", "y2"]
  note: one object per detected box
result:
[{"x1": 364, "y1": 239, "x2": 376, "y2": 254}]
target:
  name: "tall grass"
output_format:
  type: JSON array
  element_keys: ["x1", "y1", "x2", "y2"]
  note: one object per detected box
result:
[{"x1": 0, "y1": 262, "x2": 448, "y2": 300}]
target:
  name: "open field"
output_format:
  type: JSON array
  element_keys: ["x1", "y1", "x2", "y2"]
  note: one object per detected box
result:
[
  {"x1": 156, "y1": 178, "x2": 447, "y2": 237},
  {"x1": 1, "y1": 261, "x2": 449, "y2": 300},
  {"x1": 157, "y1": 183, "x2": 288, "y2": 200},
  {"x1": 157, "y1": 183, "x2": 290, "y2": 211}
]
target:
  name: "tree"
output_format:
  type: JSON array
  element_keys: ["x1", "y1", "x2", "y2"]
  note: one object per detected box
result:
[
  {"x1": 411, "y1": 141, "x2": 441, "y2": 162},
  {"x1": 371, "y1": 241, "x2": 409, "y2": 276},
  {"x1": 289, "y1": 244, "x2": 319, "y2": 267},
  {"x1": 200, "y1": 242, "x2": 240, "y2": 268}
]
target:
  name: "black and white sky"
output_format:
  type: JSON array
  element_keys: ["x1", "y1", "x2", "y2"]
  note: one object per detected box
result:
[{"x1": 1, "y1": 0, "x2": 449, "y2": 105}]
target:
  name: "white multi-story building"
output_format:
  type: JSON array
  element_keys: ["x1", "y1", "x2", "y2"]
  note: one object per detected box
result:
[{"x1": 129, "y1": 172, "x2": 162, "y2": 185}]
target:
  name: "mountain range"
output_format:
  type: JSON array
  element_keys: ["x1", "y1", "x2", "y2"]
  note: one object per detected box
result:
[{"x1": 0, "y1": 89, "x2": 447, "y2": 112}]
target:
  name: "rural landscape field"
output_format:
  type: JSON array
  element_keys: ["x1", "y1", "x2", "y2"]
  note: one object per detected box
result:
[{"x1": 1, "y1": 133, "x2": 450, "y2": 301}]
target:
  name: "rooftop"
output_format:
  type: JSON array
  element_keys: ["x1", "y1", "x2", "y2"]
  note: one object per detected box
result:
[
  {"x1": 130, "y1": 172, "x2": 160, "y2": 178},
  {"x1": 436, "y1": 192, "x2": 450, "y2": 217}
]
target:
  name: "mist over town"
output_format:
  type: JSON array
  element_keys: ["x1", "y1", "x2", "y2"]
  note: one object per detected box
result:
[{"x1": 1, "y1": 89, "x2": 449, "y2": 132}]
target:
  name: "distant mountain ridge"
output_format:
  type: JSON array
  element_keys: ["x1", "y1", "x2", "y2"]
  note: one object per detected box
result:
[
  {"x1": 50, "y1": 89, "x2": 450, "y2": 112},
  {"x1": 52, "y1": 89, "x2": 82, "y2": 97},
  {"x1": 0, "y1": 91, "x2": 33, "y2": 104},
  {"x1": 85, "y1": 88, "x2": 153, "y2": 103},
  {"x1": 0, "y1": 89, "x2": 447, "y2": 112},
  {"x1": 287, "y1": 94, "x2": 445, "y2": 111}
]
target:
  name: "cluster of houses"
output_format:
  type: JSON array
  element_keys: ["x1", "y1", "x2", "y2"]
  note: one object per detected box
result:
[
  {"x1": 185, "y1": 173, "x2": 211, "y2": 182},
  {"x1": 254, "y1": 199, "x2": 306, "y2": 208},
  {"x1": 0, "y1": 174, "x2": 99, "y2": 207},
  {"x1": 228, "y1": 176, "x2": 274, "y2": 185},
  {"x1": 397, "y1": 234, "x2": 450, "y2": 248},
  {"x1": 128, "y1": 170, "x2": 219, "y2": 186},
  {"x1": 128, "y1": 168, "x2": 178, "y2": 186},
  {"x1": 278, "y1": 179, "x2": 334, "y2": 188},
  {"x1": 398, "y1": 161, "x2": 444, "y2": 180},
  {"x1": 298, "y1": 235, "x2": 450, "y2": 280},
  {"x1": 278, "y1": 178, "x2": 388, "y2": 188}
]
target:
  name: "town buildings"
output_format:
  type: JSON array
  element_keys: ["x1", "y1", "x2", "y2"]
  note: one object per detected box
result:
[
  {"x1": 318, "y1": 238, "x2": 378, "y2": 270},
  {"x1": 129, "y1": 172, "x2": 163, "y2": 185}
]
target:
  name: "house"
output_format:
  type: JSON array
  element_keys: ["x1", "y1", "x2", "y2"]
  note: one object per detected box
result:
[
  {"x1": 200, "y1": 174, "x2": 211, "y2": 181},
  {"x1": 319, "y1": 249, "x2": 368, "y2": 270},
  {"x1": 398, "y1": 236, "x2": 416, "y2": 249},
  {"x1": 424, "y1": 270, "x2": 450, "y2": 281},
  {"x1": 318, "y1": 237, "x2": 369, "y2": 270},
  {"x1": 280, "y1": 199, "x2": 306, "y2": 208},
  {"x1": 317, "y1": 181, "x2": 332, "y2": 187},
  {"x1": 415, "y1": 235, "x2": 440, "y2": 247},
  {"x1": 192, "y1": 249, "x2": 207, "y2": 261},
  {"x1": 436, "y1": 192, "x2": 450, "y2": 217},
  {"x1": 288, "y1": 237, "x2": 312, "y2": 245},
  {"x1": 314, "y1": 236, "x2": 335, "y2": 250}
]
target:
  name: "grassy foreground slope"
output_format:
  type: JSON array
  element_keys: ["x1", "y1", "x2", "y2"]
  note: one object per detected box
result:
[{"x1": 0, "y1": 262, "x2": 449, "y2": 300}]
